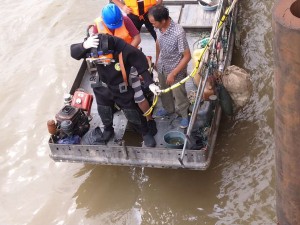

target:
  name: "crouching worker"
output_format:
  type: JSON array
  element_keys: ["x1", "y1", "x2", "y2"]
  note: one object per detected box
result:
[{"x1": 70, "y1": 34, "x2": 161, "y2": 147}]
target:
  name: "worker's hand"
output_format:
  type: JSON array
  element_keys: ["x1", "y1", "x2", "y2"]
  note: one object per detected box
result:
[
  {"x1": 152, "y1": 69, "x2": 159, "y2": 83},
  {"x1": 83, "y1": 35, "x2": 99, "y2": 49},
  {"x1": 166, "y1": 72, "x2": 176, "y2": 86},
  {"x1": 149, "y1": 83, "x2": 161, "y2": 95}
]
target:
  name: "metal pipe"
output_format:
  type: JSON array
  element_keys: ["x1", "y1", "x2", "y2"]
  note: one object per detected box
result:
[{"x1": 272, "y1": 1, "x2": 300, "y2": 224}]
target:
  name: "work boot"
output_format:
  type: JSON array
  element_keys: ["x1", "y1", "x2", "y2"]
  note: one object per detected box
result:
[
  {"x1": 101, "y1": 126, "x2": 114, "y2": 142},
  {"x1": 147, "y1": 119, "x2": 157, "y2": 136},
  {"x1": 143, "y1": 132, "x2": 156, "y2": 147},
  {"x1": 96, "y1": 105, "x2": 114, "y2": 142}
]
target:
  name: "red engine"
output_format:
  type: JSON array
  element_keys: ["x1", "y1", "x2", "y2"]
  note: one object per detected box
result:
[{"x1": 71, "y1": 89, "x2": 93, "y2": 116}]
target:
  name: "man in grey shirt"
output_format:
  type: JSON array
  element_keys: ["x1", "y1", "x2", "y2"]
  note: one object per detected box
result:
[{"x1": 148, "y1": 4, "x2": 191, "y2": 128}]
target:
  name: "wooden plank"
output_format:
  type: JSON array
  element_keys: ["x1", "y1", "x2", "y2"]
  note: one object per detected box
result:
[
  {"x1": 140, "y1": 5, "x2": 182, "y2": 31},
  {"x1": 179, "y1": 4, "x2": 216, "y2": 28},
  {"x1": 165, "y1": 5, "x2": 182, "y2": 24},
  {"x1": 163, "y1": 0, "x2": 197, "y2": 5}
]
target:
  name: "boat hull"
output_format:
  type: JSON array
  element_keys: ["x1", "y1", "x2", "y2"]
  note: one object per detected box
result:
[{"x1": 48, "y1": 0, "x2": 237, "y2": 170}]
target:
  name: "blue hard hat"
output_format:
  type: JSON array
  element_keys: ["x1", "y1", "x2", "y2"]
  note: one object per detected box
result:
[{"x1": 102, "y1": 4, "x2": 123, "y2": 30}]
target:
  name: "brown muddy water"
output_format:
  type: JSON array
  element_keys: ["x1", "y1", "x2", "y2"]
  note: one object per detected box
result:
[{"x1": 0, "y1": 0, "x2": 276, "y2": 224}]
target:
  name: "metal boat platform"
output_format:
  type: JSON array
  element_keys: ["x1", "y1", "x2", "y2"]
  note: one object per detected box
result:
[{"x1": 48, "y1": 0, "x2": 237, "y2": 170}]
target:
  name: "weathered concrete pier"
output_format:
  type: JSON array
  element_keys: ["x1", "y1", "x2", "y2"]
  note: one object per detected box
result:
[{"x1": 272, "y1": 0, "x2": 300, "y2": 224}]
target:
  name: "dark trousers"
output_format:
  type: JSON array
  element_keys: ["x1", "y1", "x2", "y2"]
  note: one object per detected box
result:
[
  {"x1": 92, "y1": 86, "x2": 149, "y2": 135},
  {"x1": 128, "y1": 12, "x2": 157, "y2": 41}
]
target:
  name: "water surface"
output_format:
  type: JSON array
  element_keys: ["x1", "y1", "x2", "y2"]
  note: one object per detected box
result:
[{"x1": 0, "y1": 0, "x2": 276, "y2": 224}]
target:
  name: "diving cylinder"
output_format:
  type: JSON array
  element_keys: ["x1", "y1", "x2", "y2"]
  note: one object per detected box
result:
[
  {"x1": 192, "y1": 48, "x2": 204, "y2": 67},
  {"x1": 192, "y1": 101, "x2": 213, "y2": 130},
  {"x1": 203, "y1": 76, "x2": 215, "y2": 100},
  {"x1": 192, "y1": 37, "x2": 209, "y2": 67},
  {"x1": 192, "y1": 38, "x2": 209, "y2": 86}
]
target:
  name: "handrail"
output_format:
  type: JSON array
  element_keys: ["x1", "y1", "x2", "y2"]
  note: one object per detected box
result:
[{"x1": 179, "y1": 0, "x2": 240, "y2": 166}]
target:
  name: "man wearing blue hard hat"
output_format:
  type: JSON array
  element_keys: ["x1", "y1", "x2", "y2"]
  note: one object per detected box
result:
[
  {"x1": 93, "y1": 3, "x2": 141, "y2": 48},
  {"x1": 92, "y1": 3, "x2": 158, "y2": 137}
]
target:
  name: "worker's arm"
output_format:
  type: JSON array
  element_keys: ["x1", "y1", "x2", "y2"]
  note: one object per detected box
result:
[
  {"x1": 125, "y1": 45, "x2": 154, "y2": 87},
  {"x1": 131, "y1": 34, "x2": 141, "y2": 48},
  {"x1": 166, "y1": 48, "x2": 191, "y2": 85},
  {"x1": 70, "y1": 43, "x2": 88, "y2": 60},
  {"x1": 123, "y1": 16, "x2": 141, "y2": 48},
  {"x1": 171, "y1": 48, "x2": 191, "y2": 76},
  {"x1": 155, "y1": 40, "x2": 160, "y2": 69}
]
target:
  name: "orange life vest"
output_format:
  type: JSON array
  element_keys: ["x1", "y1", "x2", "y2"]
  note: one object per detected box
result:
[
  {"x1": 124, "y1": 0, "x2": 156, "y2": 16},
  {"x1": 94, "y1": 17, "x2": 133, "y2": 44}
]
